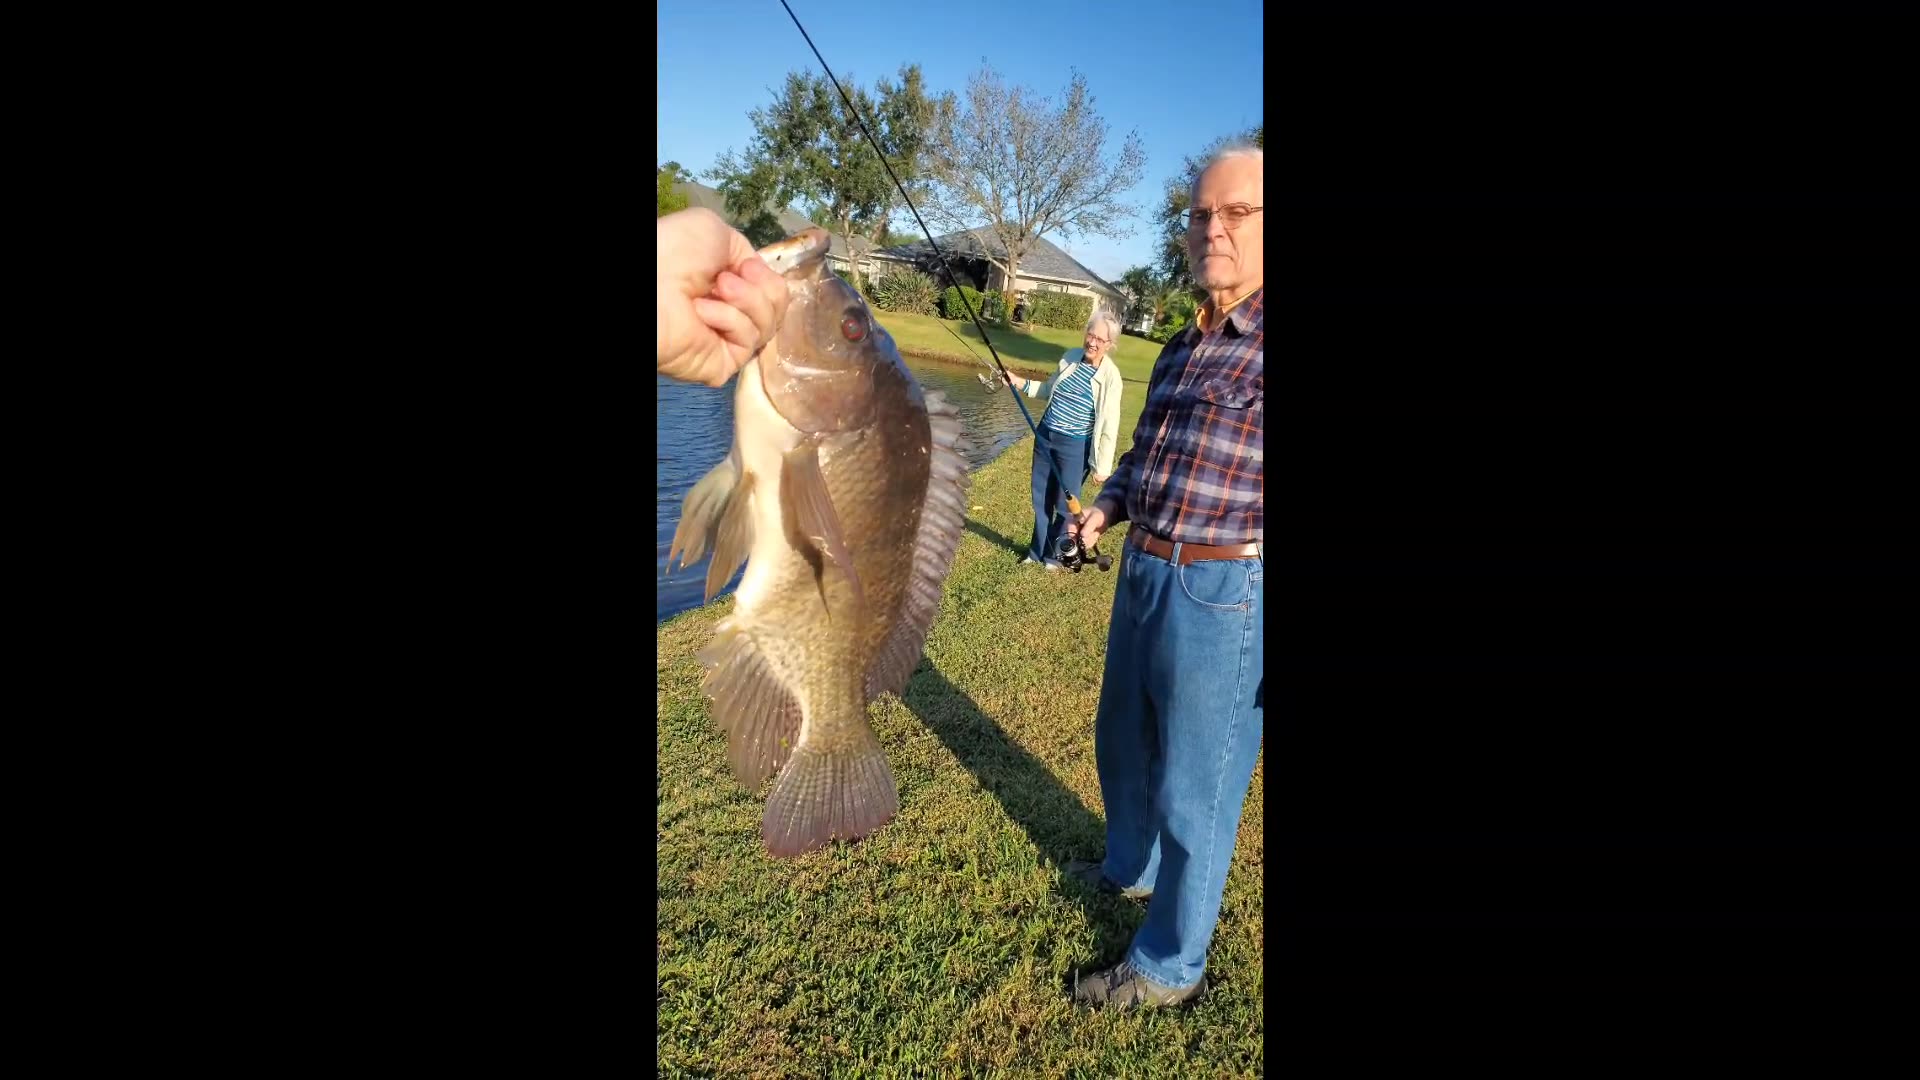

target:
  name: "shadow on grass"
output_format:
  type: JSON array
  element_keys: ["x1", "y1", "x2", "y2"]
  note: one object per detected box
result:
[
  {"x1": 900, "y1": 662, "x2": 1145, "y2": 960},
  {"x1": 965, "y1": 518, "x2": 1030, "y2": 558}
]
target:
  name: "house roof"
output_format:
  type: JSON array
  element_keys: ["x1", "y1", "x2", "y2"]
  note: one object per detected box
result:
[
  {"x1": 668, "y1": 179, "x2": 858, "y2": 259},
  {"x1": 874, "y1": 228, "x2": 1126, "y2": 301}
]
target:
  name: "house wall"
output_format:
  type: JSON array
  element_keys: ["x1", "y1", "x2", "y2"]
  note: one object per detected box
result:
[
  {"x1": 989, "y1": 268, "x2": 1122, "y2": 310},
  {"x1": 829, "y1": 253, "x2": 892, "y2": 278},
  {"x1": 844, "y1": 256, "x2": 1124, "y2": 310}
]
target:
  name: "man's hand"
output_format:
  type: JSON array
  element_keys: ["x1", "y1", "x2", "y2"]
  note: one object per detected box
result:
[
  {"x1": 1070, "y1": 505, "x2": 1109, "y2": 550},
  {"x1": 657, "y1": 208, "x2": 791, "y2": 387}
]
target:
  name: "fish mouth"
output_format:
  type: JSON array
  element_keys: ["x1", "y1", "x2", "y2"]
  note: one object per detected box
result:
[{"x1": 757, "y1": 228, "x2": 831, "y2": 277}]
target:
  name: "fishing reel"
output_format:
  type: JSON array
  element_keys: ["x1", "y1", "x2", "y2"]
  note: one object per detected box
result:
[
  {"x1": 1054, "y1": 535, "x2": 1112, "y2": 573},
  {"x1": 975, "y1": 370, "x2": 1004, "y2": 390}
]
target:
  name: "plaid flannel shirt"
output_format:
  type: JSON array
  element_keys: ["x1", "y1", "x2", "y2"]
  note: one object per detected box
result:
[{"x1": 1095, "y1": 288, "x2": 1263, "y2": 546}]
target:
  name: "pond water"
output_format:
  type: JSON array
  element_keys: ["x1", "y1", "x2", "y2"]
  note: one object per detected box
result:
[{"x1": 655, "y1": 354, "x2": 1039, "y2": 622}]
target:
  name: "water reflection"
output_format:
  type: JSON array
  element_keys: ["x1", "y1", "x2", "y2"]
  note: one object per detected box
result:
[{"x1": 655, "y1": 355, "x2": 1039, "y2": 622}]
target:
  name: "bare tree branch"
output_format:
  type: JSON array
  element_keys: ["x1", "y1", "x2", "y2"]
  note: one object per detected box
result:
[{"x1": 919, "y1": 66, "x2": 1147, "y2": 290}]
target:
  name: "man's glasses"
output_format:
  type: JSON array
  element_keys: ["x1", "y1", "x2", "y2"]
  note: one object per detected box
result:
[{"x1": 1179, "y1": 203, "x2": 1263, "y2": 231}]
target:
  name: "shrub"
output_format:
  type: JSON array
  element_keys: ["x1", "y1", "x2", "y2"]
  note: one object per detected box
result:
[
  {"x1": 1027, "y1": 290, "x2": 1094, "y2": 330},
  {"x1": 869, "y1": 269, "x2": 940, "y2": 316},
  {"x1": 656, "y1": 171, "x2": 687, "y2": 217},
  {"x1": 940, "y1": 284, "x2": 984, "y2": 320},
  {"x1": 978, "y1": 289, "x2": 1006, "y2": 323},
  {"x1": 1147, "y1": 313, "x2": 1190, "y2": 343}
]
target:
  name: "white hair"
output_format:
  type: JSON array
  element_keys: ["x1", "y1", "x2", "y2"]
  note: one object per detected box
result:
[
  {"x1": 1085, "y1": 308, "x2": 1121, "y2": 343},
  {"x1": 1191, "y1": 143, "x2": 1263, "y2": 196}
]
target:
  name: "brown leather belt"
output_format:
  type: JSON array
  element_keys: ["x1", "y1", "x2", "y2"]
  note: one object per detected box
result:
[{"x1": 1128, "y1": 527, "x2": 1261, "y2": 565}]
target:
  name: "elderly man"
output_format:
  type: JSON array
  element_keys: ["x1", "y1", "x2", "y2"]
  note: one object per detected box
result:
[
  {"x1": 1005, "y1": 308, "x2": 1127, "y2": 570},
  {"x1": 1066, "y1": 146, "x2": 1264, "y2": 1009}
]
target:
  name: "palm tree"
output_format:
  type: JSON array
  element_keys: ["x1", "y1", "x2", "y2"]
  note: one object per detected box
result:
[{"x1": 1118, "y1": 265, "x2": 1188, "y2": 329}]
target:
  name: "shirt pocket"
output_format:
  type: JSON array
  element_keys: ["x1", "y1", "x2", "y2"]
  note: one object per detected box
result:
[{"x1": 1194, "y1": 375, "x2": 1260, "y2": 410}]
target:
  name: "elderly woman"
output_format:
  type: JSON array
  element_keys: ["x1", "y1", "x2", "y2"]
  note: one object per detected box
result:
[{"x1": 1005, "y1": 309, "x2": 1127, "y2": 569}]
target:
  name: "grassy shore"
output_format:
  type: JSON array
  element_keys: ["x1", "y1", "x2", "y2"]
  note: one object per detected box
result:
[
  {"x1": 875, "y1": 310, "x2": 1163, "y2": 385},
  {"x1": 657, "y1": 314, "x2": 1261, "y2": 1077}
]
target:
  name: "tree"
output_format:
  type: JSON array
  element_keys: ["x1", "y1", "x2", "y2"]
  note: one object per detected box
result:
[
  {"x1": 708, "y1": 65, "x2": 932, "y2": 273},
  {"x1": 1154, "y1": 123, "x2": 1263, "y2": 286},
  {"x1": 804, "y1": 207, "x2": 915, "y2": 250},
  {"x1": 656, "y1": 162, "x2": 688, "y2": 217},
  {"x1": 919, "y1": 64, "x2": 1147, "y2": 297},
  {"x1": 1117, "y1": 265, "x2": 1185, "y2": 327}
]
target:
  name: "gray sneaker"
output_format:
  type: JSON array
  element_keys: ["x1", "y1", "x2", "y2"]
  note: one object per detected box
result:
[
  {"x1": 1073, "y1": 961, "x2": 1207, "y2": 1010},
  {"x1": 1063, "y1": 858, "x2": 1152, "y2": 900}
]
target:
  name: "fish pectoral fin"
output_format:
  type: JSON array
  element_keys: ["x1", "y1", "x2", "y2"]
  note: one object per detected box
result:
[
  {"x1": 762, "y1": 738, "x2": 899, "y2": 858},
  {"x1": 669, "y1": 452, "x2": 741, "y2": 571},
  {"x1": 702, "y1": 468, "x2": 756, "y2": 603},
  {"x1": 781, "y1": 441, "x2": 867, "y2": 617}
]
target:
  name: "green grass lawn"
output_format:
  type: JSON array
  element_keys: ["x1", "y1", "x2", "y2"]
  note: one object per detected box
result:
[
  {"x1": 656, "y1": 349, "x2": 1263, "y2": 1076},
  {"x1": 874, "y1": 310, "x2": 1163, "y2": 387}
]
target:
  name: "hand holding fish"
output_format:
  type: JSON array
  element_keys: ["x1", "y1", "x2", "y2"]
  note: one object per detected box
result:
[{"x1": 657, "y1": 208, "x2": 792, "y2": 387}]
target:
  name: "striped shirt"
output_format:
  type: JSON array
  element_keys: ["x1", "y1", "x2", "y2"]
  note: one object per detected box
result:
[
  {"x1": 1038, "y1": 360, "x2": 1098, "y2": 437},
  {"x1": 1094, "y1": 288, "x2": 1263, "y2": 546}
]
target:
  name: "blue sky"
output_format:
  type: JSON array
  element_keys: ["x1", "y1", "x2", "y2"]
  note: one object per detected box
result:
[{"x1": 659, "y1": 0, "x2": 1263, "y2": 283}]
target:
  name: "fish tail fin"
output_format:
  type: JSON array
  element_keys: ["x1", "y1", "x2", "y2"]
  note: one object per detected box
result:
[{"x1": 761, "y1": 734, "x2": 899, "y2": 858}]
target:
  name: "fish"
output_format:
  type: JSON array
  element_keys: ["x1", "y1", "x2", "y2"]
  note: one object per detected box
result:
[{"x1": 668, "y1": 227, "x2": 970, "y2": 858}]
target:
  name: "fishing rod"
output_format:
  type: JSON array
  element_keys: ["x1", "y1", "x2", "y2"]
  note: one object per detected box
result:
[
  {"x1": 930, "y1": 318, "x2": 1011, "y2": 389},
  {"x1": 777, "y1": 0, "x2": 1110, "y2": 573}
]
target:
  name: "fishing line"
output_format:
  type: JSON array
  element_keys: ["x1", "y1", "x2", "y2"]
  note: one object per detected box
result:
[
  {"x1": 778, "y1": 2, "x2": 1041, "y2": 439},
  {"x1": 775, "y1": 0, "x2": 1107, "y2": 566},
  {"x1": 930, "y1": 319, "x2": 1006, "y2": 386}
]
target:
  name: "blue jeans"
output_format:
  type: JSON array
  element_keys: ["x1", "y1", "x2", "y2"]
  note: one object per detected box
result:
[
  {"x1": 1029, "y1": 425, "x2": 1091, "y2": 562},
  {"x1": 1094, "y1": 534, "x2": 1264, "y2": 990}
]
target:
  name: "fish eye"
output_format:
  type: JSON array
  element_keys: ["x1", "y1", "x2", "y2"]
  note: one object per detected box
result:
[{"x1": 840, "y1": 314, "x2": 867, "y2": 341}]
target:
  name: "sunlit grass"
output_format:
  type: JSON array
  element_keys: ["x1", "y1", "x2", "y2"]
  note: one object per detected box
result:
[
  {"x1": 872, "y1": 310, "x2": 1161, "y2": 387},
  {"x1": 657, "y1": 386, "x2": 1262, "y2": 1076}
]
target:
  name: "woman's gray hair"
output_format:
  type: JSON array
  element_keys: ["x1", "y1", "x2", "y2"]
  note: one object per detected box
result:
[{"x1": 1085, "y1": 307, "x2": 1121, "y2": 344}]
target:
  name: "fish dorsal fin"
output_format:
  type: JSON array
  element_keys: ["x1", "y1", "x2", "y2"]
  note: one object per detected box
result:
[
  {"x1": 697, "y1": 619, "x2": 803, "y2": 791},
  {"x1": 781, "y1": 440, "x2": 867, "y2": 618},
  {"x1": 864, "y1": 390, "x2": 970, "y2": 701}
]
